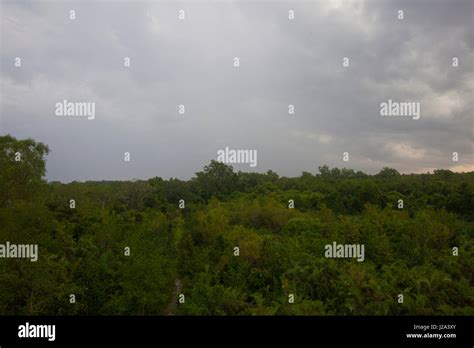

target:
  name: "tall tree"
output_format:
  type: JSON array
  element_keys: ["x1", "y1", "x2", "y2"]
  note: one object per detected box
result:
[{"x1": 0, "y1": 134, "x2": 49, "y2": 206}]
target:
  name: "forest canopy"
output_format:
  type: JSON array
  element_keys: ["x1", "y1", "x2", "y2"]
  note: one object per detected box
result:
[{"x1": 0, "y1": 135, "x2": 473, "y2": 315}]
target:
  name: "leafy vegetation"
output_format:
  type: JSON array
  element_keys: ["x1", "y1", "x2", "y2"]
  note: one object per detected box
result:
[{"x1": 1, "y1": 135, "x2": 473, "y2": 315}]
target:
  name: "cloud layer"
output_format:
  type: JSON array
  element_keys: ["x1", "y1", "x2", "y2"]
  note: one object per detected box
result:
[{"x1": 1, "y1": 0, "x2": 473, "y2": 181}]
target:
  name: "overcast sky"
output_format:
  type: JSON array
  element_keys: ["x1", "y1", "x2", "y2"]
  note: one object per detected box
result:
[{"x1": 1, "y1": 0, "x2": 473, "y2": 182}]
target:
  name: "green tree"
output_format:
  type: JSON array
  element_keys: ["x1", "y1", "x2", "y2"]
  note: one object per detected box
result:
[{"x1": 0, "y1": 134, "x2": 49, "y2": 206}]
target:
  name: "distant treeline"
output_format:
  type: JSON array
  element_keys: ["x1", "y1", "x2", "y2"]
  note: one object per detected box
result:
[
  {"x1": 49, "y1": 160, "x2": 473, "y2": 219},
  {"x1": 1, "y1": 135, "x2": 473, "y2": 315}
]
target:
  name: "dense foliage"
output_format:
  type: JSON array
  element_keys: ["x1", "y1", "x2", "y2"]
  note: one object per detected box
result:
[{"x1": 1, "y1": 135, "x2": 473, "y2": 315}]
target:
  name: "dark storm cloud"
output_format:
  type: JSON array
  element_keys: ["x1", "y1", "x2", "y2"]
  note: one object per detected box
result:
[{"x1": 1, "y1": 0, "x2": 472, "y2": 181}]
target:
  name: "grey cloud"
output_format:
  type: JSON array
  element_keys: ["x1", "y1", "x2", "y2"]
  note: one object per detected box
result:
[{"x1": 1, "y1": 0, "x2": 472, "y2": 181}]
